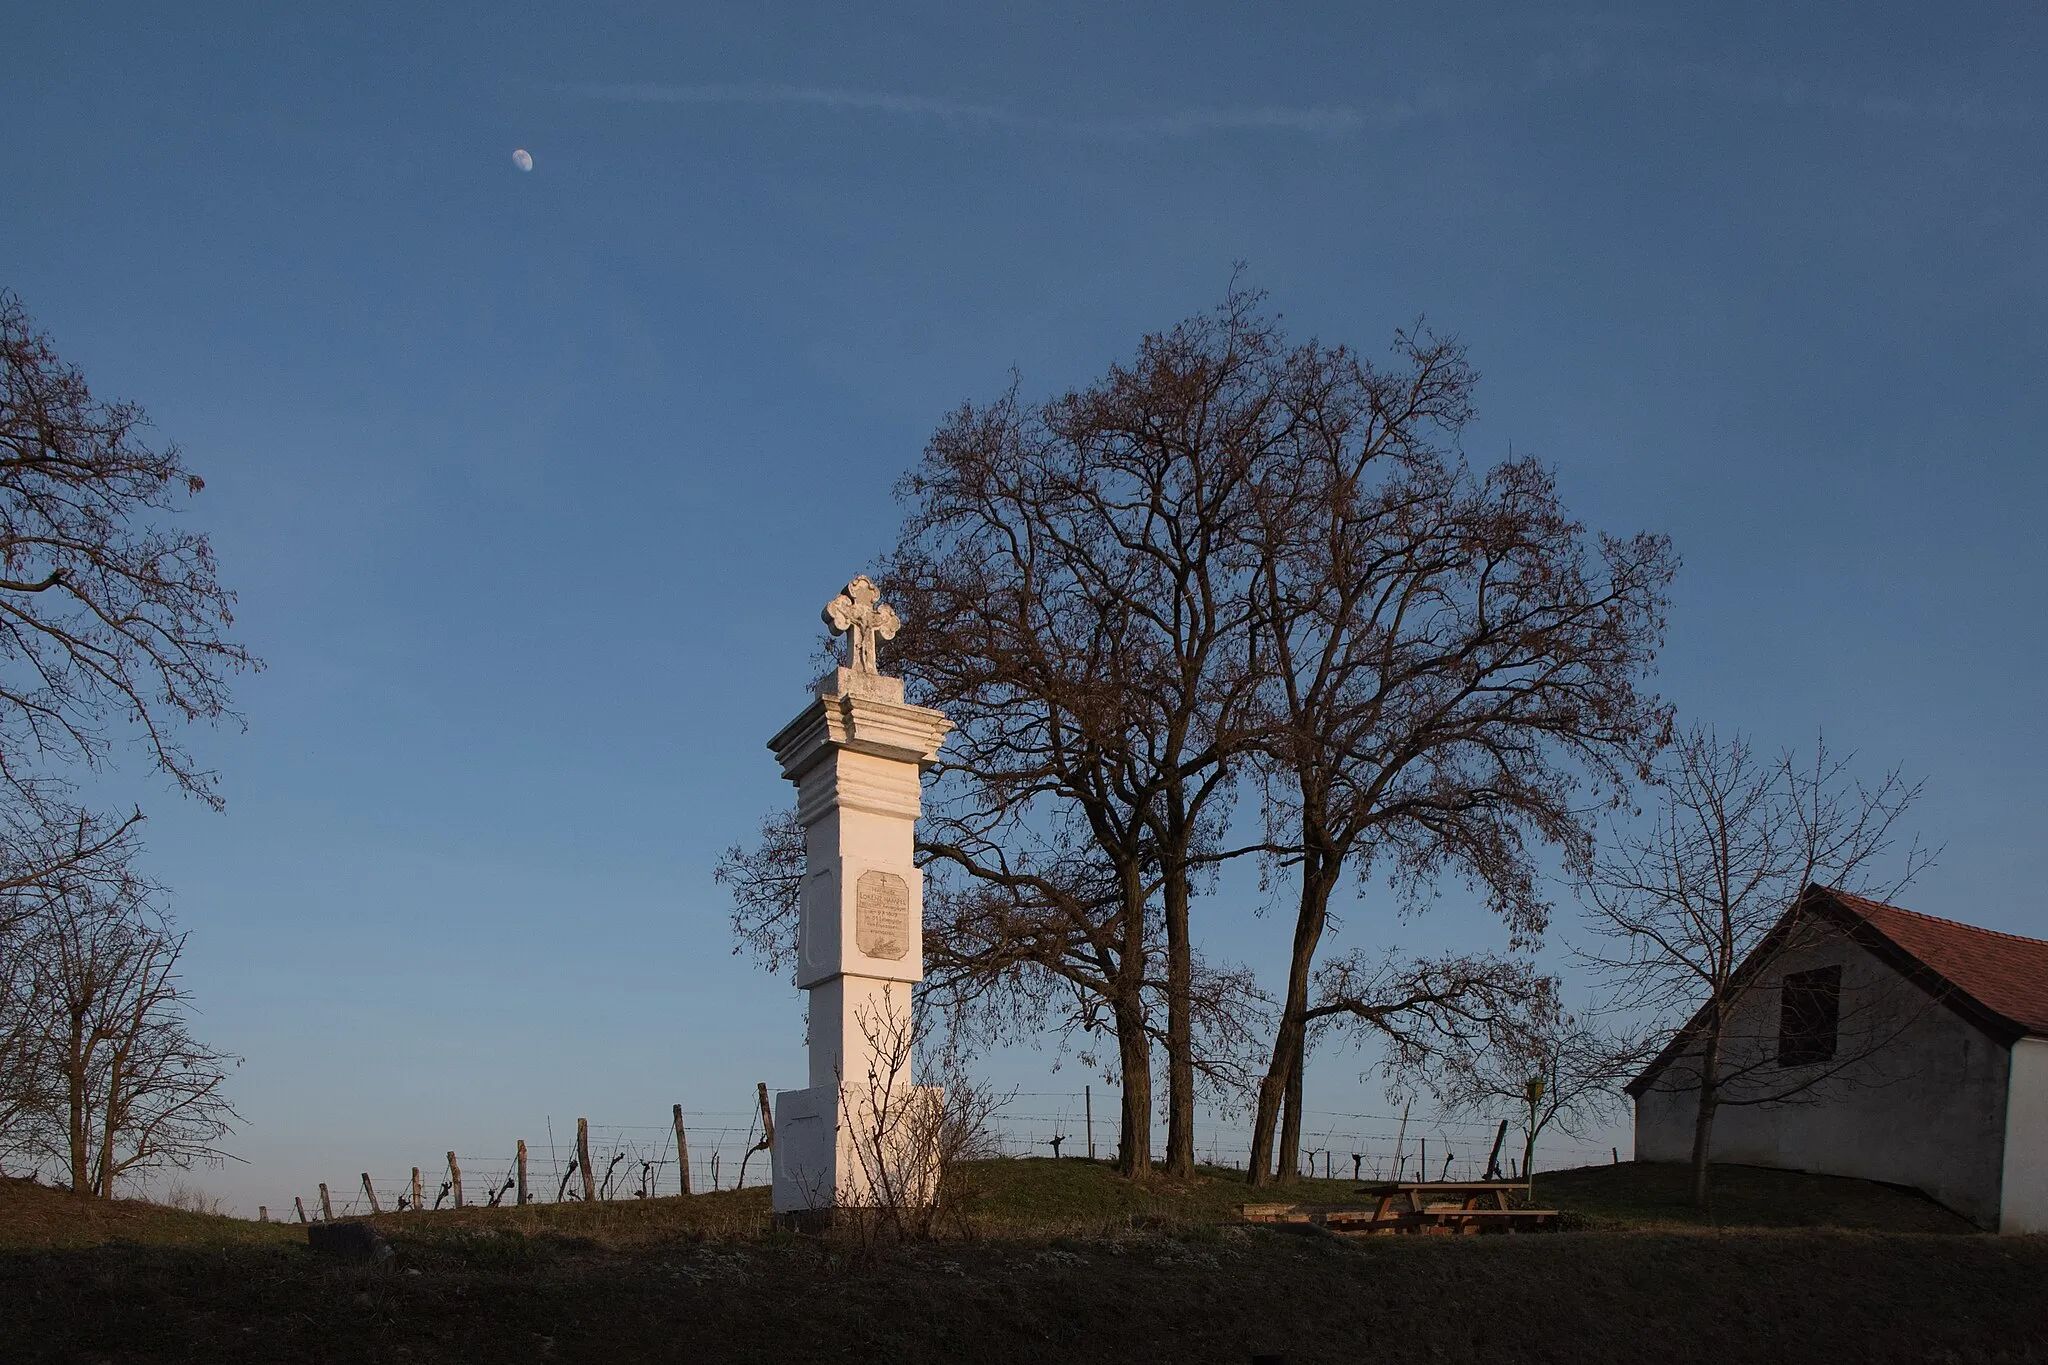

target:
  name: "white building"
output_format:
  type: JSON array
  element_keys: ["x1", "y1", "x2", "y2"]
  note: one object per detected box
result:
[{"x1": 1630, "y1": 885, "x2": 2048, "y2": 1231}]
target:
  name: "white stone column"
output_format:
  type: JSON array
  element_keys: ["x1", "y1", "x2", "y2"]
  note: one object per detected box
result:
[{"x1": 768, "y1": 580, "x2": 949, "y2": 1216}]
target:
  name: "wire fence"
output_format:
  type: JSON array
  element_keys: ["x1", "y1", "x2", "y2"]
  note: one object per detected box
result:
[
  {"x1": 268, "y1": 1091, "x2": 1621, "y2": 1221},
  {"x1": 976, "y1": 1093, "x2": 1618, "y2": 1182}
]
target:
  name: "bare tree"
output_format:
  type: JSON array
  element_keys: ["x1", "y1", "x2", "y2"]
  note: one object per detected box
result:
[
  {"x1": 0, "y1": 803, "x2": 147, "y2": 1156},
  {"x1": 0, "y1": 289, "x2": 258, "y2": 806},
  {"x1": 1579, "y1": 726, "x2": 1932, "y2": 1209},
  {"x1": 0, "y1": 290, "x2": 256, "y2": 1190},
  {"x1": 874, "y1": 290, "x2": 1290, "y2": 1176},
  {"x1": 2, "y1": 857, "x2": 239, "y2": 1196},
  {"x1": 1240, "y1": 330, "x2": 1675, "y2": 1185},
  {"x1": 1422, "y1": 1000, "x2": 1635, "y2": 1190}
]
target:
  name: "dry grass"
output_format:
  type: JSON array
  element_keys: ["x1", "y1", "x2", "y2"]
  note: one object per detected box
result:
[
  {"x1": 0, "y1": 1175, "x2": 299, "y2": 1251},
  {"x1": 2, "y1": 1162, "x2": 2040, "y2": 1364}
]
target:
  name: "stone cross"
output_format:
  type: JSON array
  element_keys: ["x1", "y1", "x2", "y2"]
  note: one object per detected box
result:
[{"x1": 822, "y1": 575, "x2": 901, "y2": 676}]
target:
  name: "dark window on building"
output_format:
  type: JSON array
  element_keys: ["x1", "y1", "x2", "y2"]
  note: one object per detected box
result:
[{"x1": 1778, "y1": 965, "x2": 1842, "y2": 1067}]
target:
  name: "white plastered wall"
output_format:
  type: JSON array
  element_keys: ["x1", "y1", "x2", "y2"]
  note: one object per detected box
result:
[
  {"x1": 1999, "y1": 1037, "x2": 2048, "y2": 1233},
  {"x1": 1633, "y1": 922, "x2": 2012, "y2": 1227}
]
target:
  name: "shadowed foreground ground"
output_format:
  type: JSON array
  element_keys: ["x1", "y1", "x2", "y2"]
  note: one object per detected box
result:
[{"x1": 4, "y1": 1161, "x2": 2042, "y2": 1364}]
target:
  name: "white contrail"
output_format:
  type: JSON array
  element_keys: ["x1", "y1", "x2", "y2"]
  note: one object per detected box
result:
[{"x1": 573, "y1": 82, "x2": 1400, "y2": 139}]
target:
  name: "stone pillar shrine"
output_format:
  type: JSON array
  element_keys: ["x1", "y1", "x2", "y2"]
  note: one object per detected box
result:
[{"x1": 768, "y1": 576, "x2": 951, "y2": 1216}]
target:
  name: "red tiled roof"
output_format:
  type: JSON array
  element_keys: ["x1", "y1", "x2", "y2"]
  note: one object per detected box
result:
[{"x1": 1827, "y1": 889, "x2": 2048, "y2": 1038}]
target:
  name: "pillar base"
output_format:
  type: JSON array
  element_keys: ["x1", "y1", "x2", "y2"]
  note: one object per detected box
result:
[
  {"x1": 771, "y1": 1086, "x2": 839, "y2": 1214},
  {"x1": 770, "y1": 1083, "x2": 947, "y2": 1215}
]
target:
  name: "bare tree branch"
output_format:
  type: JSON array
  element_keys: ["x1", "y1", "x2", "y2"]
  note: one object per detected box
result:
[{"x1": 0, "y1": 289, "x2": 260, "y2": 808}]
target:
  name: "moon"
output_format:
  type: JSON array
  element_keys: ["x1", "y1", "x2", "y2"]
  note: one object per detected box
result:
[{"x1": 512, "y1": 148, "x2": 534, "y2": 173}]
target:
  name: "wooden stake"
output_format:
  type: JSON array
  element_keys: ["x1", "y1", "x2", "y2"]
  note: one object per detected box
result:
[
  {"x1": 1485, "y1": 1119, "x2": 1509, "y2": 1180},
  {"x1": 318, "y1": 1183, "x2": 333, "y2": 1221},
  {"x1": 755, "y1": 1082, "x2": 775, "y2": 1148},
  {"x1": 1392, "y1": 1098, "x2": 1411, "y2": 1181},
  {"x1": 361, "y1": 1172, "x2": 381, "y2": 1215},
  {"x1": 673, "y1": 1104, "x2": 692, "y2": 1196},
  {"x1": 294, "y1": 1196, "x2": 307, "y2": 1223},
  {"x1": 412, "y1": 1167, "x2": 423, "y2": 1211},
  {"x1": 447, "y1": 1151, "x2": 463, "y2": 1209},
  {"x1": 1085, "y1": 1085, "x2": 1095, "y2": 1161},
  {"x1": 577, "y1": 1118, "x2": 595, "y2": 1202},
  {"x1": 517, "y1": 1139, "x2": 529, "y2": 1206}
]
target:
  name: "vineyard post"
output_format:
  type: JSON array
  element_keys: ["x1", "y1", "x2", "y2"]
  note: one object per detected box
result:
[
  {"x1": 1085, "y1": 1085, "x2": 1095, "y2": 1161},
  {"x1": 295, "y1": 1196, "x2": 307, "y2": 1223},
  {"x1": 258, "y1": 1206, "x2": 268, "y2": 1223},
  {"x1": 361, "y1": 1172, "x2": 381, "y2": 1214},
  {"x1": 318, "y1": 1183, "x2": 333, "y2": 1221},
  {"x1": 673, "y1": 1104, "x2": 692, "y2": 1195},
  {"x1": 517, "y1": 1139, "x2": 529, "y2": 1206},
  {"x1": 577, "y1": 1119, "x2": 596, "y2": 1202},
  {"x1": 448, "y1": 1152, "x2": 464, "y2": 1209},
  {"x1": 412, "y1": 1167, "x2": 423, "y2": 1210}
]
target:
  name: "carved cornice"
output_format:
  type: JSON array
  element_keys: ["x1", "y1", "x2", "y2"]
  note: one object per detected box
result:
[{"x1": 769, "y1": 690, "x2": 951, "y2": 789}]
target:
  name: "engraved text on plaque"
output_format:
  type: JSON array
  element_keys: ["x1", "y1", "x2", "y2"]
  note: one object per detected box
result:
[{"x1": 854, "y1": 870, "x2": 910, "y2": 960}]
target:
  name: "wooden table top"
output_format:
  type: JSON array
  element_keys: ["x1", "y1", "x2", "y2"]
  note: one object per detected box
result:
[{"x1": 1355, "y1": 1180, "x2": 1532, "y2": 1194}]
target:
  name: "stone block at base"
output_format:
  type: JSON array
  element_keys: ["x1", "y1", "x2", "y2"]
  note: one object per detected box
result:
[
  {"x1": 771, "y1": 1082, "x2": 947, "y2": 1215},
  {"x1": 771, "y1": 1086, "x2": 838, "y2": 1214}
]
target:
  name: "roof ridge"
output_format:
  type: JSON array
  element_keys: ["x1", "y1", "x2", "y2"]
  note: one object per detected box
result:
[{"x1": 1826, "y1": 887, "x2": 2048, "y2": 951}]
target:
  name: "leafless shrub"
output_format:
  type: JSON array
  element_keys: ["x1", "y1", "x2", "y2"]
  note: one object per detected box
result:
[
  {"x1": 156, "y1": 1178, "x2": 228, "y2": 1216},
  {"x1": 836, "y1": 985, "x2": 1008, "y2": 1245}
]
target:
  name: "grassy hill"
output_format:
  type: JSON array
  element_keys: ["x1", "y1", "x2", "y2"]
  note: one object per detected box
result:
[{"x1": 2, "y1": 1161, "x2": 2037, "y2": 1363}]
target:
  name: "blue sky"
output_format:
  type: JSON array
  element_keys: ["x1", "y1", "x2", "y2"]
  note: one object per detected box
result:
[{"x1": 6, "y1": 3, "x2": 2045, "y2": 1210}]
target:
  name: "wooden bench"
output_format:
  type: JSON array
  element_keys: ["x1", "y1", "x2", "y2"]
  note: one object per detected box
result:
[{"x1": 1412, "y1": 1206, "x2": 1560, "y2": 1234}]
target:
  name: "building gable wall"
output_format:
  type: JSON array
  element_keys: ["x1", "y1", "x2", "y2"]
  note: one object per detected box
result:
[
  {"x1": 1633, "y1": 919, "x2": 2011, "y2": 1227},
  {"x1": 2000, "y1": 1038, "x2": 2048, "y2": 1233}
]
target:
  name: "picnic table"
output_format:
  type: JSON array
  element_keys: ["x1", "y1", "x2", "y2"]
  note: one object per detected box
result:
[
  {"x1": 1346, "y1": 1180, "x2": 1558, "y2": 1234},
  {"x1": 1242, "y1": 1180, "x2": 1559, "y2": 1236}
]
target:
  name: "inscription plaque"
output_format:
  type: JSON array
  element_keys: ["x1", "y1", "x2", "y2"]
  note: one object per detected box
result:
[{"x1": 854, "y1": 870, "x2": 910, "y2": 960}]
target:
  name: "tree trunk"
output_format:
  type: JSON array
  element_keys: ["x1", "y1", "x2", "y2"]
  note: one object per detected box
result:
[
  {"x1": 98, "y1": 1029, "x2": 138, "y2": 1199},
  {"x1": 66, "y1": 1028, "x2": 89, "y2": 1197},
  {"x1": 98, "y1": 1051, "x2": 122, "y2": 1198},
  {"x1": 1113, "y1": 992, "x2": 1153, "y2": 1177},
  {"x1": 1247, "y1": 1038, "x2": 1290, "y2": 1184},
  {"x1": 1112, "y1": 858, "x2": 1153, "y2": 1178},
  {"x1": 1162, "y1": 854, "x2": 1196, "y2": 1179},
  {"x1": 1246, "y1": 856, "x2": 1335, "y2": 1187},
  {"x1": 1277, "y1": 1038, "x2": 1305, "y2": 1183},
  {"x1": 1689, "y1": 1024, "x2": 1724, "y2": 1212}
]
